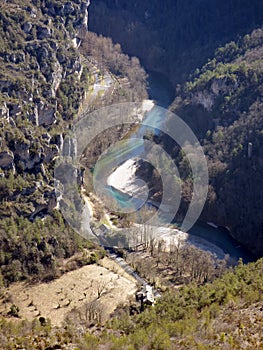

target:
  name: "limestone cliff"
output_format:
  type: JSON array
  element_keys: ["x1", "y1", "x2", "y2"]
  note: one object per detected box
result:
[
  {"x1": 0, "y1": 0, "x2": 147, "y2": 219},
  {"x1": 0, "y1": 0, "x2": 92, "y2": 218}
]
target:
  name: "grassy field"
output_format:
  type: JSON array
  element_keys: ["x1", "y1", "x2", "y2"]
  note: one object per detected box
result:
[{"x1": 0, "y1": 257, "x2": 137, "y2": 326}]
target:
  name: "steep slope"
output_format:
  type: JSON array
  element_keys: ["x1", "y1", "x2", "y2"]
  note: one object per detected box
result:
[
  {"x1": 0, "y1": 0, "x2": 147, "y2": 284},
  {"x1": 0, "y1": 258, "x2": 262, "y2": 349},
  {"x1": 89, "y1": 0, "x2": 263, "y2": 84},
  {"x1": 0, "y1": 2, "x2": 262, "y2": 348},
  {"x1": 0, "y1": 0, "x2": 93, "y2": 284},
  {"x1": 170, "y1": 29, "x2": 263, "y2": 257},
  {"x1": 0, "y1": 0, "x2": 90, "y2": 217},
  {"x1": 87, "y1": 1, "x2": 263, "y2": 257}
]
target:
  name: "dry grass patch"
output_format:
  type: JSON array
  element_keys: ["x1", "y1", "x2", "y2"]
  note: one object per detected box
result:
[{"x1": 0, "y1": 262, "x2": 137, "y2": 326}]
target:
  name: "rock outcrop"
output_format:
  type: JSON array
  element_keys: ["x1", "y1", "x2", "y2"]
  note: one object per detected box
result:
[
  {"x1": 0, "y1": 0, "x2": 91, "y2": 218},
  {"x1": 0, "y1": 150, "x2": 14, "y2": 170}
]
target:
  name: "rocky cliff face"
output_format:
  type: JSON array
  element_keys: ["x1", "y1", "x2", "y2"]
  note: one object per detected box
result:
[
  {"x1": 1, "y1": 1, "x2": 262, "y2": 257},
  {"x1": 0, "y1": 0, "x2": 92, "y2": 218},
  {"x1": 0, "y1": 0, "x2": 148, "y2": 221}
]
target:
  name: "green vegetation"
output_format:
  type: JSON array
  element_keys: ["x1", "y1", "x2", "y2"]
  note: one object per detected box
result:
[
  {"x1": 169, "y1": 28, "x2": 263, "y2": 257},
  {"x1": 89, "y1": 0, "x2": 263, "y2": 84},
  {"x1": 0, "y1": 212, "x2": 104, "y2": 284},
  {"x1": 0, "y1": 0, "x2": 86, "y2": 122},
  {"x1": 0, "y1": 0, "x2": 93, "y2": 224},
  {"x1": 0, "y1": 258, "x2": 262, "y2": 348},
  {"x1": 0, "y1": 1, "x2": 263, "y2": 348},
  {"x1": 103, "y1": 259, "x2": 263, "y2": 349},
  {"x1": 183, "y1": 28, "x2": 263, "y2": 127},
  {"x1": 81, "y1": 32, "x2": 148, "y2": 102},
  {"x1": 0, "y1": 0, "x2": 148, "y2": 220}
]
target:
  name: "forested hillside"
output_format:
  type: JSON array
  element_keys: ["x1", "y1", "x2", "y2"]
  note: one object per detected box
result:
[
  {"x1": 89, "y1": 1, "x2": 263, "y2": 257},
  {"x1": 89, "y1": 0, "x2": 263, "y2": 83},
  {"x1": 169, "y1": 29, "x2": 263, "y2": 257},
  {"x1": 0, "y1": 0, "x2": 263, "y2": 348},
  {"x1": 0, "y1": 0, "x2": 147, "y2": 285},
  {"x1": 0, "y1": 258, "x2": 262, "y2": 348}
]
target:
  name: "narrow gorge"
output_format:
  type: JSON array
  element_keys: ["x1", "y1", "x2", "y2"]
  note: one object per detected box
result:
[{"x1": 87, "y1": 1, "x2": 263, "y2": 257}]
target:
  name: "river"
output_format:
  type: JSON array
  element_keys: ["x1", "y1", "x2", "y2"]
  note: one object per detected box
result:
[
  {"x1": 93, "y1": 70, "x2": 254, "y2": 263},
  {"x1": 147, "y1": 70, "x2": 254, "y2": 262}
]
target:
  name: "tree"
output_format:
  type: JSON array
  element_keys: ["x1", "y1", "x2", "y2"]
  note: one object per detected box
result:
[
  {"x1": 8, "y1": 304, "x2": 19, "y2": 317},
  {"x1": 84, "y1": 300, "x2": 104, "y2": 325},
  {"x1": 96, "y1": 280, "x2": 108, "y2": 299}
]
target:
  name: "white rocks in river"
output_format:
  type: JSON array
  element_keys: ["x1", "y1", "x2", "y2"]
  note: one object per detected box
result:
[
  {"x1": 107, "y1": 159, "x2": 137, "y2": 194},
  {"x1": 145, "y1": 226, "x2": 225, "y2": 259},
  {"x1": 136, "y1": 99, "x2": 155, "y2": 120}
]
